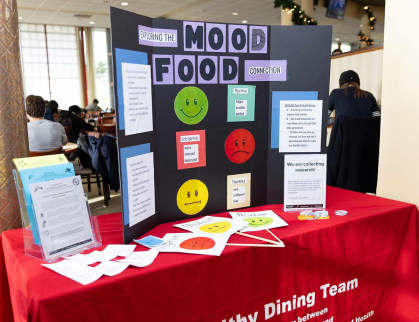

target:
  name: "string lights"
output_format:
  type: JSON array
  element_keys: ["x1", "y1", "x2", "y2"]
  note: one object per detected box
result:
[
  {"x1": 274, "y1": 0, "x2": 317, "y2": 25},
  {"x1": 358, "y1": 6, "x2": 376, "y2": 46},
  {"x1": 358, "y1": 31, "x2": 374, "y2": 46}
]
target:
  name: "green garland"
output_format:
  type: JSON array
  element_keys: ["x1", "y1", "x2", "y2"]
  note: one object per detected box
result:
[
  {"x1": 358, "y1": 31, "x2": 374, "y2": 46},
  {"x1": 274, "y1": 0, "x2": 318, "y2": 25},
  {"x1": 363, "y1": 6, "x2": 376, "y2": 30}
]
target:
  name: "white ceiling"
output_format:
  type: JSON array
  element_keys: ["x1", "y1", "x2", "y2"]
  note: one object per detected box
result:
[{"x1": 17, "y1": 0, "x2": 384, "y2": 44}]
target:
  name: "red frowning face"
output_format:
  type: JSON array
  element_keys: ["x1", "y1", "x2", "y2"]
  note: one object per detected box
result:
[
  {"x1": 179, "y1": 237, "x2": 215, "y2": 250},
  {"x1": 225, "y1": 129, "x2": 255, "y2": 164}
]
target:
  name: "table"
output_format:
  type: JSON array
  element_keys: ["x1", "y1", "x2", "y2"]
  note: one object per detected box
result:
[
  {"x1": 1, "y1": 187, "x2": 418, "y2": 322},
  {"x1": 62, "y1": 142, "x2": 78, "y2": 154}
]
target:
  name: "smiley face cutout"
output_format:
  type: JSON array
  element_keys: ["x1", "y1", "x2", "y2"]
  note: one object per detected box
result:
[
  {"x1": 179, "y1": 237, "x2": 215, "y2": 250},
  {"x1": 174, "y1": 87, "x2": 209, "y2": 124},
  {"x1": 225, "y1": 129, "x2": 255, "y2": 164},
  {"x1": 244, "y1": 217, "x2": 274, "y2": 227},
  {"x1": 199, "y1": 221, "x2": 232, "y2": 234},
  {"x1": 177, "y1": 179, "x2": 209, "y2": 215}
]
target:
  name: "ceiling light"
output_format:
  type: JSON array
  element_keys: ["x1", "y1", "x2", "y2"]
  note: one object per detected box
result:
[
  {"x1": 121, "y1": 2, "x2": 129, "y2": 5},
  {"x1": 360, "y1": 24, "x2": 363, "y2": 28},
  {"x1": 18, "y1": 17, "x2": 23, "y2": 20},
  {"x1": 242, "y1": 20, "x2": 248, "y2": 23},
  {"x1": 89, "y1": 21, "x2": 95, "y2": 25},
  {"x1": 335, "y1": 37, "x2": 340, "y2": 41},
  {"x1": 232, "y1": 12, "x2": 238, "y2": 16}
]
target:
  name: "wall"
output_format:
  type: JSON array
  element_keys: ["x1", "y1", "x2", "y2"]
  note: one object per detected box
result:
[
  {"x1": 330, "y1": 48, "x2": 383, "y2": 105},
  {"x1": 376, "y1": 1, "x2": 419, "y2": 206}
]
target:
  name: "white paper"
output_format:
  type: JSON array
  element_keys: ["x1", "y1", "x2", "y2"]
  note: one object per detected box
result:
[
  {"x1": 232, "y1": 186, "x2": 246, "y2": 204},
  {"x1": 64, "y1": 254, "x2": 98, "y2": 265},
  {"x1": 118, "y1": 249, "x2": 158, "y2": 268},
  {"x1": 153, "y1": 233, "x2": 229, "y2": 256},
  {"x1": 122, "y1": 63, "x2": 153, "y2": 136},
  {"x1": 284, "y1": 154, "x2": 327, "y2": 210},
  {"x1": 235, "y1": 99, "x2": 247, "y2": 116},
  {"x1": 42, "y1": 259, "x2": 103, "y2": 285},
  {"x1": 29, "y1": 176, "x2": 96, "y2": 261},
  {"x1": 95, "y1": 261, "x2": 129, "y2": 277},
  {"x1": 279, "y1": 100, "x2": 323, "y2": 152},
  {"x1": 87, "y1": 251, "x2": 117, "y2": 262},
  {"x1": 184, "y1": 144, "x2": 199, "y2": 164},
  {"x1": 229, "y1": 210, "x2": 288, "y2": 232},
  {"x1": 174, "y1": 216, "x2": 247, "y2": 236},
  {"x1": 102, "y1": 245, "x2": 136, "y2": 257},
  {"x1": 126, "y1": 152, "x2": 155, "y2": 227}
]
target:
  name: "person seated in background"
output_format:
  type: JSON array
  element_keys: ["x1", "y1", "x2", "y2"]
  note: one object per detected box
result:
[
  {"x1": 26, "y1": 95, "x2": 67, "y2": 152},
  {"x1": 328, "y1": 70, "x2": 380, "y2": 125},
  {"x1": 44, "y1": 100, "x2": 59, "y2": 121},
  {"x1": 57, "y1": 105, "x2": 94, "y2": 143},
  {"x1": 86, "y1": 99, "x2": 101, "y2": 111},
  {"x1": 332, "y1": 48, "x2": 343, "y2": 56}
]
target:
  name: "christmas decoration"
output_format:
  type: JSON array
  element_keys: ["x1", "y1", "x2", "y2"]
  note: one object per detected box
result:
[
  {"x1": 358, "y1": 31, "x2": 374, "y2": 46},
  {"x1": 363, "y1": 6, "x2": 376, "y2": 30},
  {"x1": 274, "y1": 0, "x2": 318, "y2": 25}
]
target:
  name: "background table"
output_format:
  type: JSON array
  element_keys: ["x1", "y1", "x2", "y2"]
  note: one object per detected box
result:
[{"x1": 1, "y1": 187, "x2": 418, "y2": 322}]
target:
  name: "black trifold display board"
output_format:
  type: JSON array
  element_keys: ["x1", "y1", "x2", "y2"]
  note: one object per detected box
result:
[{"x1": 110, "y1": 7, "x2": 332, "y2": 243}]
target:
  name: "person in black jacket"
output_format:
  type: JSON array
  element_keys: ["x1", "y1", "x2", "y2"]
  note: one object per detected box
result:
[
  {"x1": 57, "y1": 105, "x2": 94, "y2": 142},
  {"x1": 328, "y1": 70, "x2": 380, "y2": 125}
]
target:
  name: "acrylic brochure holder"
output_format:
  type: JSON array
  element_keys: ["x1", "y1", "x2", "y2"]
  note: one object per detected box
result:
[{"x1": 13, "y1": 169, "x2": 102, "y2": 263}]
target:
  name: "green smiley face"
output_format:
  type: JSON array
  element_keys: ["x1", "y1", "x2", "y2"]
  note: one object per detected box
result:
[
  {"x1": 174, "y1": 87, "x2": 208, "y2": 124},
  {"x1": 244, "y1": 217, "x2": 274, "y2": 227}
]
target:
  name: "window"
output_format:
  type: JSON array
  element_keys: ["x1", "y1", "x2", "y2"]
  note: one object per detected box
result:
[
  {"x1": 331, "y1": 42, "x2": 352, "y2": 54},
  {"x1": 19, "y1": 23, "x2": 82, "y2": 110},
  {"x1": 92, "y1": 29, "x2": 111, "y2": 110}
]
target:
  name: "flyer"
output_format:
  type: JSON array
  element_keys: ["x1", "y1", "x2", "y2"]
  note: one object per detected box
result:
[
  {"x1": 29, "y1": 176, "x2": 96, "y2": 260},
  {"x1": 283, "y1": 154, "x2": 327, "y2": 210}
]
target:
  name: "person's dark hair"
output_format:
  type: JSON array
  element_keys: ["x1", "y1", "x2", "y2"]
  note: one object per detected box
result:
[
  {"x1": 332, "y1": 48, "x2": 342, "y2": 56},
  {"x1": 48, "y1": 100, "x2": 59, "y2": 114},
  {"x1": 69, "y1": 105, "x2": 82, "y2": 115},
  {"x1": 339, "y1": 70, "x2": 367, "y2": 99},
  {"x1": 26, "y1": 95, "x2": 46, "y2": 118},
  {"x1": 93, "y1": 99, "x2": 99, "y2": 104}
]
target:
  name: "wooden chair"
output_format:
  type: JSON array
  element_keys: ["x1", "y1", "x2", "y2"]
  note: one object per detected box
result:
[
  {"x1": 101, "y1": 117, "x2": 115, "y2": 125},
  {"x1": 104, "y1": 112, "x2": 115, "y2": 117},
  {"x1": 29, "y1": 147, "x2": 64, "y2": 157},
  {"x1": 97, "y1": 124, "x2": 116, "y2": 136}
]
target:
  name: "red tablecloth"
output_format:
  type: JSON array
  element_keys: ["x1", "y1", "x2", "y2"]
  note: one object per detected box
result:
[{"x1": 1, "y1": 187, "x2": 418, "y2": 322}]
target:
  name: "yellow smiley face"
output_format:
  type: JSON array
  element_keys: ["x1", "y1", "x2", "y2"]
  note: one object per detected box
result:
[
  {"x1": 199, "y1": 221, "x2": 232, "y2": 233},
  {"x1": 177, "y1": 179, "x2": 209, "y2": 215}
]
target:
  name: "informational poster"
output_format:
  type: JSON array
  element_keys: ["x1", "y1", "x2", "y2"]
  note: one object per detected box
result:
[
  {"x1": 126, "y1": 152, "x2": 155, "y2": 227},
  {"x1": 176, "y1": 130, "x2": 206, "y2": 170},
  {"x1": 227, "y1": 85, "x2": 256, "y2": 122},
  {"x1": 284, "y1": 154, "x2": 327, "y2": 210},
  {"x1": 29, "y1": 176, "x2": 96, "y2": 261},
  {"x1": 279, "y1": 100, "x2": 323, "y2": 152},
  {"x1": 111, "y1": 8, "x2": 332, "y2": 242},
  {"x1": 121, "y1": 63, "x2": 153, "y2": 135},
  {"x1": 227, "y1": 173, "x2": 251, "y2": 210}
]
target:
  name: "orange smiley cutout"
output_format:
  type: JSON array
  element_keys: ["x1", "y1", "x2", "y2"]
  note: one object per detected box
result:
[
  {"x1": 179, "y1": 237, "x2": 215, "y2": 250},
  {"x1": 225, "y1": 129, "x2": 255, "y2": 164}
]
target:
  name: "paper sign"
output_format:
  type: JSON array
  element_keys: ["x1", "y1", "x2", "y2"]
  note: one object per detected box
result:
[
  {"x1": 284, "y1": 154, "x2": 326, "y2": 210},
  {"x1": 42, "y1": 260, "x2": 103, "y2": 285},
  {"x1": 64, "y1": 254, "x2": 98, "y2": 265},
  {"x1": 126, "y1": 152, "x2": 155, "y2": 227},
  {"x1": 134, "y1": 235, "x2": 164, "y2": 248},
  {"x1": 174, "y1": 216, "x2": 246, "y2": 236},
  {"x1": 121, "y1": 63, "x2": 153, "y2": 135},
  {"x1": 118, "y1": 250, "x2": 159, "y2": 268},
  {"x1": 153, "y1": 233, "x2": 229, "y2": 256},
  {"x1": 229, "y1": 210, "x2": 288, "y2": 232},
  {"x1": 279, "y1": 100, "x2": 323, "y2": 152},
  {"x1": 87, "y1": 251, "x2": 117, "y2": 262},
  {"x1": 227, "y1": 85, "x2": 255, "y2": 122},
  {"x1": 227, "y1": 173, "x2": 251, "y2": 210},
  {"x1": 176, "y1": 130, "x2": 206, "y2": 170},
  {"x1": 95, "y1": 261, "x2": 129, "y2": 277},
  {"x1": 29, "y1": 176, "x2": 96, "y2": 261},
  {"x1": 13, "y1": 154, "x2": 67, "y2": 171},
  {"x1": 102, "y1": 245, "x2": 136, "y2": 257}
]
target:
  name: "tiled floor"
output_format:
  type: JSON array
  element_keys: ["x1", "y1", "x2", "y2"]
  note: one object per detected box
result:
[{"x1": 85, "y1": 182, "x2": 122, "y2": 216}]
